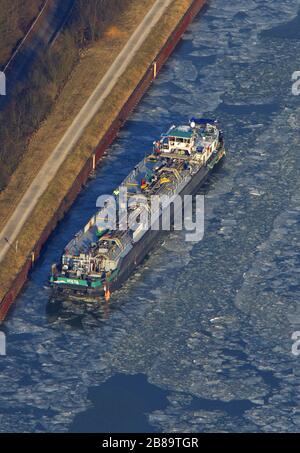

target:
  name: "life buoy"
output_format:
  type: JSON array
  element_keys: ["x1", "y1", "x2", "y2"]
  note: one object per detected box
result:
[{"x1": 105, "y1": 288, "x2": 111, "y2": 302}]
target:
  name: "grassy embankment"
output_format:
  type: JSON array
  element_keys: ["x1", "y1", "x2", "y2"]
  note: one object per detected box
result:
[
  {"x1": 0, "y1": 0, "x2": 131, "y2": 188},
  {"x1": 0, "y1": 0, "x2": 44, "y2": 184},
  {"x1": 0, "y1": 0, "x2": 193, "y2": 303},
  {"x1": 0, "y1": 0, "x2": 44, "y2": 66}
]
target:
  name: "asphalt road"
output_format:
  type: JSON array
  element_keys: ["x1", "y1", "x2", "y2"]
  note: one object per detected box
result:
[{"x1": 0, "y1": 0, "x2": 173, "y2": 264}]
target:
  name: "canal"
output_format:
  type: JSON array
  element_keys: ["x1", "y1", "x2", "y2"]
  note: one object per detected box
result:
[{"x1": 0, "y1": 0, "x2": 300, "y2": 433}]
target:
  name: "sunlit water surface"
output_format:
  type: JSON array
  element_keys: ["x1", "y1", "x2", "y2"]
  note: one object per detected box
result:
[{"x1": 1, "y1": 0, "x2": 300, "y2": 433}]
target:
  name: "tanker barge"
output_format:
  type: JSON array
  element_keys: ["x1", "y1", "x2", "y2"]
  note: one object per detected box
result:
[
  {"x1": 0, "y1": 0, "x2": 208, "y2": 322},
  {"x1": 50, "y1": 118, "x2": 226, "y2": 300}
]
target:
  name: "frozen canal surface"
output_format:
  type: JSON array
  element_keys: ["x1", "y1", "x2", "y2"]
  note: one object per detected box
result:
[{"x1": 1, "y1": 0, "x2": 300, "y2": 433}]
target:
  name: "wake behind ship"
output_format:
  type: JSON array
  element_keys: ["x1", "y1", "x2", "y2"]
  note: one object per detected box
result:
[{"x1": 50, "y1": 118, "x2": 226, "y2": 300}]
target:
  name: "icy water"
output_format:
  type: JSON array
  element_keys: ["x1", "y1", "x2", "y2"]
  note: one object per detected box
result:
[{"x1": 1, "y1": 0, "x2": 300, "y2": 433}]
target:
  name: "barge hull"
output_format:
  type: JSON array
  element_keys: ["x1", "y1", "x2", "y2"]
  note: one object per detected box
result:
[
  {"x1": 0, "y1": 0, "x2": 207, "y2": 323},
  {"x1": 53, "y1": 151, "x2": 226, "y2": 299}
]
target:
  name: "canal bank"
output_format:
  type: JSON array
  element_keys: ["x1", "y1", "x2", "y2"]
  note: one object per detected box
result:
[
  {"x1": 0, "y1": 0, "x2": 207, "y2": 322},
  {"x1": 0, "y1": 0, "x2": 299, "y2": 433}
]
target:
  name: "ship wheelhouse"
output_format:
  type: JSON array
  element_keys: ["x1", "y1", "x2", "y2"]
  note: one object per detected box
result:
[{"x1": 158, "y1": 125, "x2": 195, "y2": 155}]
